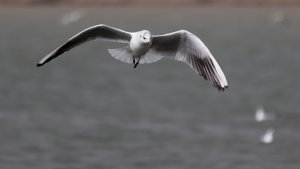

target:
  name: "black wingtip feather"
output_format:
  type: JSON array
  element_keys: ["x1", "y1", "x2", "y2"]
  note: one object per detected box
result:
[
  {"x1": 189, "y1": 56, "x2": 228, "y2": 92},
  {"x1": 217, "y1": 85, "x2": 229, "y2": 92},
  {"x1": 36, "y1": 62, "x2": 44, "y2": 67}
]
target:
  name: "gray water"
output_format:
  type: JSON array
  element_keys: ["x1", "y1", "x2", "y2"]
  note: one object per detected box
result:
[{"x1": 0, "y1": 7, "x2": 300, "y2": 169}]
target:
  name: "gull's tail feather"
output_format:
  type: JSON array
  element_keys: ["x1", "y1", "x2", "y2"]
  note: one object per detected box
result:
[
  {"x1": 139, "y1": 50, "x2": 164, "y2": 64},
  {"x1": 108, "y1": 46, "x2": 133, "y2": 64}
]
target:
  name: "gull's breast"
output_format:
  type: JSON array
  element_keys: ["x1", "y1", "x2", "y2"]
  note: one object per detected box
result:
[{"x1": 130, "y1": 37, "x2": 150, "y2": 58}]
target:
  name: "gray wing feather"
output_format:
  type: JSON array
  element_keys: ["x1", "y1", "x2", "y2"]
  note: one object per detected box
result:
[
  {"x1": 37, "y1": 24, "x2": 132, "y2": 67},
  {"x1": 151, "y1": 30, "x2": 228, "y2": 91}
]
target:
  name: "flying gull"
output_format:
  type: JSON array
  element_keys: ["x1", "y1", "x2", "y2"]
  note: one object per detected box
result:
[{"x1": 37, "y1": 24, "x2": 228, "y2": 91}]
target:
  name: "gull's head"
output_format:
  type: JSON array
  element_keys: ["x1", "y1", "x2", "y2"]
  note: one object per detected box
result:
[{"x1": 139, "y1": 30, "x2": 152, "y2": 45}]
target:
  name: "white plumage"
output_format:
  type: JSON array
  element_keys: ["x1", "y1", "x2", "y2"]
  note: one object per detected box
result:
[
  {"x1": 260, "y1": 128, "x2": 275, "y2": 144},
  {"x1": 255, "y1": 107, "x2": 275, "y2": 122}
]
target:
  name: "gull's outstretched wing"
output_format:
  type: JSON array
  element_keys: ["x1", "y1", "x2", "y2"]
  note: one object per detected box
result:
[
  {"x1": 151, "y1": 30, "x2": 228, "y2": 91},
  {"x1": 37, "y1": 24, "x2": 132, "y2": 67}
]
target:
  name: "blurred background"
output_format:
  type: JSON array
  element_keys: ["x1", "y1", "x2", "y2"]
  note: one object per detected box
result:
[{"x1": 0, "y1": 1, "x2": 300, "y2": 169}]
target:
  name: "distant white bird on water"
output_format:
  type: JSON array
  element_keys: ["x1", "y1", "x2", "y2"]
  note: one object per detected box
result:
[
  {"x1": 255, "y1": 107, "x2": 275, "y2": 122},
  {"x1": 60, "y1": 10, "x2": 85, "y2": 26},
  {"x1": 37, "y1": 24, "x2": 228, "y2": 91},
  {"x1": 270, "y1": 11, "x2": 286, "y2": 25},
  {"x1": 260, "y1": 128, "x2": 275, "y2": 144}
]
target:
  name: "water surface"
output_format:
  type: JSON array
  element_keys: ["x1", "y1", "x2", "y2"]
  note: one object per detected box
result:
[{"x1": 0, "y1": 7, "x2": 300, "y2": 169}]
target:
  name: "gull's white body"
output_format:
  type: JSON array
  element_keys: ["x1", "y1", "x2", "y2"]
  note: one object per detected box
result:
[
  {"x1": 129, "y1": 31, "x2": 151, "y2": 61},
  {"x1": 37, "y1": 24, "x2": 228, "y2": 91}
]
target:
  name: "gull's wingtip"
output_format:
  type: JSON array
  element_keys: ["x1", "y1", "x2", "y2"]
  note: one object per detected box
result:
[
  {"x1": 36, "y1": 60, "x2": 46, "y2": 67},
  {"x1": 36, "y1": 53, "x2": 52, "y2": 67},
  {"x1": 217, "y1": 85, "x2": 228, "y2": 92},
  {"x1": 36, "y1": 61, "x2": 44, "y2": 67}
]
